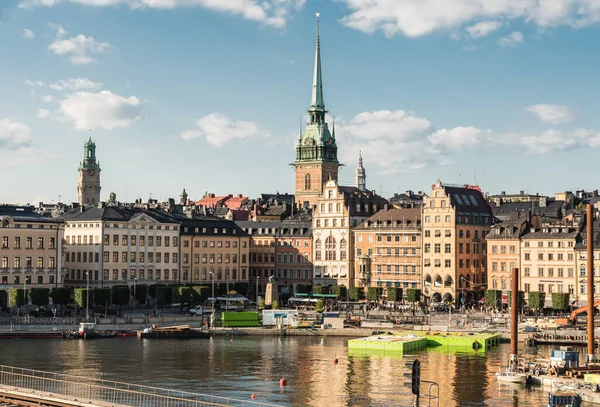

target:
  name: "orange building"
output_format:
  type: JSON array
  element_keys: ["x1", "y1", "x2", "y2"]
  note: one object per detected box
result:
[{"x1": 354, "y1": 207, "x2": 422, "y2": 293}]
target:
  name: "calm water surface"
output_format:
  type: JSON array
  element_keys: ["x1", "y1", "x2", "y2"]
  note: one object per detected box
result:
[{"x1": 0, "y1": 337, "x2": 590, "y2": 407}]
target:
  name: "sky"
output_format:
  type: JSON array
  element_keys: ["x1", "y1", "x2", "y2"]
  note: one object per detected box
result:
[{"x1": 2, "y1": 0, "x2": 600, "y2": 205}]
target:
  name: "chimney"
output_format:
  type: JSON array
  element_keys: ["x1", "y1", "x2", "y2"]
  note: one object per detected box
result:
[
  {"x1": 520, "y1": 190, "x2": 524, "y2": 195},
  {"x1": 97, "y1": 202, "x2": 105, "y2": 209},
  {"x1": 384, "y1": 204, "x2": 389, "y2": 211},
  {"x1": 501, "y1": 191, "x2": 506, "y2": 195},
  {"x1": 210, "y1": 193, "x2": 215, "y2": 198},
  {"x1": 238, "y1": 194, "x2": 243, "y2": 198}
]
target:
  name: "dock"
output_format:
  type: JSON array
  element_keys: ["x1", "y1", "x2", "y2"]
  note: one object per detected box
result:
[{"x1": 347, "y1": 331, "x2": 501, "y2": 355}]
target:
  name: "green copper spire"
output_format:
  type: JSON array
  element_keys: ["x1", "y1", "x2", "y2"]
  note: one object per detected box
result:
[
  {"x1": 310, "y1": 12, "x2": 324, "y2": 113},
  {"x1": 80, "y1": 137, "x2": 100, "y2": 170}
]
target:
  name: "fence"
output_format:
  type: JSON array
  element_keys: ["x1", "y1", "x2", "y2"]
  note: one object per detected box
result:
[{"x1": 0, "y1": 365, "x2": 283, "y2": 407}]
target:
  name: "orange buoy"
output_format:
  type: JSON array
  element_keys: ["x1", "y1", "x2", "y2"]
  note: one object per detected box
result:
[
  {"x1": 280, "y1": 377, "x2": 287, "y2": 387},
  {"x1": 333, "y1": 357, "x2": 338, "y2": 364},
  {"x1": 251, "y1": 394, "x2": 256, "y2": 399}
]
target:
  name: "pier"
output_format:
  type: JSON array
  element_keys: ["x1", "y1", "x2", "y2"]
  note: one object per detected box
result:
[{"x1": 0, "y1": 365, "x2": 283, "y2": 407}]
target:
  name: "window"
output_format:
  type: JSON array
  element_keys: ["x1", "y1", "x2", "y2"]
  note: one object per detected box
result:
[
  {"x1": 445, "y1": 244, "x2": 451, "y2": 254},
  {"x1": 104, "y1": 234, "x2": 109, "y2": 246},
  {"x1": 37, "y1": 237, "x2": 44, "y2": 249},
  {"x1": 122, "y1": 235, "x2": 128, "y2": 246},
  {"x1": 304, "y1": 173, "x2": 311, "y2": 190},
  {"x1": 538, "y1": 268, "x2": 544, "y2": 277},
  {"x1": 434, "y1": 243, "x2": 440, "y2": 253},
  {"x1": 424, "y1": 243, "x2": 430, "y2": 253},
  {"x1": 424, "y1": 230, "x2": 430, "y2": 237},
  {"x1": 113, "y1": 252, "x2": 118, "y2": 262},
  {"x1": 26, "y1": 237, "x2": 33, "y2": 249},
  {"x1": 325, "y1": 236, "x2": 336, "y2": 261},
  {"x1": 524, "y1": 253, "x2": 530, "y2": 260}
]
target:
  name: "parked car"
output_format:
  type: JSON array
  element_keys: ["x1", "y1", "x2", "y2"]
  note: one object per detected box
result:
[
  {"x1": 429, "y1": 302, "x2": 446, "y2": 312},
  {"x1": 189, "y1": 305, "x2": 211, "y2": 316},
  {"x1": 522, "y1": 326, "x2": 539, "y2": 332}
]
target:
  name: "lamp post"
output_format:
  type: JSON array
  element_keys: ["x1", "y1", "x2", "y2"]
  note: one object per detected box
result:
[
  {"x1": 256, "y1": 275, "x2": 259, "y2": 303},
  {"x1": 133, "y1": 277, "x2": 137, "y2": 317},
  {"x1": 23, "y1": 275, "x2": 30, "y2": 315},
  {"x1": 85, "y1": 271, "x2": 90, "y2": 322},
  {"x1": 209, "y1": 271, "x2": 214, "y2": 327}
]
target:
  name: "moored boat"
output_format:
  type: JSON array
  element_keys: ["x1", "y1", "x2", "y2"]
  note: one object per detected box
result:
[{"x1": 138, "y1": 325, "x2": 209, "y2": 339}]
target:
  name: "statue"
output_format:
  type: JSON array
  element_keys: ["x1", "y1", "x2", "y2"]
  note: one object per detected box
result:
[
  {"x1": 108, "y1": 192, "x2": 116, "y2": 204},
  {"x1": 268, "y1": 274, "x2": 277, "y2": 284},
  {"x1": 265, "y1": 274, "x2": 278, "y2": 306}
]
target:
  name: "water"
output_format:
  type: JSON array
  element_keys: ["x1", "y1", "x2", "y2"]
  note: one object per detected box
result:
[{"x1": 0, "y1": 337, "x2": 589, "y2": 407}]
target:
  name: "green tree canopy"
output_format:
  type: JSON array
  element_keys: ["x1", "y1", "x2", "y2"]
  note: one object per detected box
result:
[{"x1": 30, "y1": 288, "x2": 50, "y2": 307}]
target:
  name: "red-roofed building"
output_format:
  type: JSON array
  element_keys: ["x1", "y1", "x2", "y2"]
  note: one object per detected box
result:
[
  {"x1": 225, "y1": 194, "x2": 249, "y2": 210},
  {"x1": 195, "y1": 193, "x2": 229, "y2": 209}
]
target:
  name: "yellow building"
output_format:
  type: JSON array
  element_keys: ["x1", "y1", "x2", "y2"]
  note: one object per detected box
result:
[
  {"x1": 520, "y1": 225, "x2": 578, "y2": 302},
  {"x1": 178, "y1": 215, "x2": 250, "y2": 294},
  {"x1": 574, "y1": 218, "x2": 600, "y2": 306},
  {"x1": 422, "y1": 180, "x2": 493, "y2": 304},
  {"x1": 0, "y1": 205, "x2": 67, "y2": 307}
]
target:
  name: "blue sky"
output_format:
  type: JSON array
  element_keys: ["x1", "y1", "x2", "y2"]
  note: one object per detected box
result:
[{"x1": 2, "y1": 0, "x2": 600, "y2": 204}]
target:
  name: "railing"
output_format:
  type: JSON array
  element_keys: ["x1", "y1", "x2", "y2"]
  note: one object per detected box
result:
[{"x1": 0, "y1": 365, "x2": 284, "y2": 407}]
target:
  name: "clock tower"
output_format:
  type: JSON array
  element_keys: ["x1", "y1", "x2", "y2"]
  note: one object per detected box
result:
[
  {"x1": 77, "y1": 137, "x2": 102, "y2": 205},
  {"x1": 293, "y1": 14, "x2": 340, "y2": 210}
]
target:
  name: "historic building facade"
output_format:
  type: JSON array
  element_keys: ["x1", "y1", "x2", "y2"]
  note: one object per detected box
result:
[
  {"x1": 77, "y1": 138, "x2": 101, "y2": 205},
  {"x1": 293, "y1": 19, "x2": 339, "y2": 209},
  {"x1": 312, "y1": 179, "x2": 387, "y2": 289},
  {"x1": 178, "y1": 214, "x2": 250, "y2": 293},
  {"x1": 0, "y1": 206, "x2": 67, "y2": 305},
  {"x1": 62, "y1": 205, "x2": 180, "y2": 287},
  {"x1": 354, "y1": 207, "x2": 421, "y2": 293},
  {"x1": 486, "y1": 219, "x2": 528, "y2": 292},
  {"x1": 422, "y1": 180, "x2": 494, "y2": 304}
]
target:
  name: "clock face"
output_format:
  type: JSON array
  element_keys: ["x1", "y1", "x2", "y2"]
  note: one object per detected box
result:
[
  {"x1": 304, "y1": 138, "x2": 312, "y2": 146},
  {"x1": 88, "y1": 169, "x2": 95, "y2": 176}
]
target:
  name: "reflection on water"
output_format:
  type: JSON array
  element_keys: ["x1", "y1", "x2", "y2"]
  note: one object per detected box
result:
[{"x1": 0, "y1": 337, "x2": 590, "y2": 406}]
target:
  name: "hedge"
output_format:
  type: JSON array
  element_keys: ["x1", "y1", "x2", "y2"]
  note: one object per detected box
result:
[
  {"x1": 367, "y1": 287, "x2": 382, "y2": 302},
  {"x1": 349, "y1": 287, "x2": 365, "y2": 301},
  {"x1": 406, "y1": 289, "x2": 421, "y2": 303},
  {"x1": 387, "y1": 287, "x2": 403, "y2": 302},
  {"x1": 508, "y1": 291, "x2": 525, "y2": 309},
  {"x1": 30, "y1": 288, "x2": 50, "y2": 307},
  {"x1": 484, "y1": 290, "x2": 502, "y2": 307},
  {"x1": 528, "y1": 291, "x2": 546, "y2": 310},
  {"x1": 8, "y1": 288, "x2": 25, "y2": 307},
  {"x1": 332, "y1": 285, "x2": 347, "y2": 299},
  {"x1": 552, "y1": 293, "x2": 570, "y2": 311}
]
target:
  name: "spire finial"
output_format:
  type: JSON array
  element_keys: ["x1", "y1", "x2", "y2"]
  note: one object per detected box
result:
[
  {"x1": 316, "y1": 12, "x2": 320, "y2": 33},
  {"x1": 299, "y1": 116, "x2": 303, "y2": 139},
  {"x1": 310, "y1": 12, "x2": 324, "y2": 112}
]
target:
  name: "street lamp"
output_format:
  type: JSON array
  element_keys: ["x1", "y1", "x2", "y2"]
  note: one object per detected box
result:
[
  {"x1": 256, "y1": 275, "x2": 259, "y2": 303},
  {"x1": 209, "y1": 271, "x2": 215, "y2": 327},
  {"x1": 23, "y1": 275, "x2": 31, "y2": 314},
  {"x1": 85, "y1": 271, "x2": 90, "y2": 322},
  {"x1": 133, "y1": 277, "x2": 137, "y2": 317}
]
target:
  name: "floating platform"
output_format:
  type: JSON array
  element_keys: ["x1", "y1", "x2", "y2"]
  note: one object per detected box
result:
[{"x1": 347, "y1": 331, "x2": 501, "y2": 355}]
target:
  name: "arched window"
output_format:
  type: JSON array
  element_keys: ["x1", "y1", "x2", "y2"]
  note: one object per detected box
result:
[
  {"x1": 325, "y1": 236, "x2": 337, "y2": 261},
  {"x1": 217, "y1": 267, "x2": 222, "y2": 280},
  {"x1": 340, "y1": 239, "x2": 347, "y2": 260},
  {"x1": 305, "y1": 173, "x2": 311, "y2": 190}
]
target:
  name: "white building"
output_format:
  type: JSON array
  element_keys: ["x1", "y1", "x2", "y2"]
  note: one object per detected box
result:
[{"x1": 62, "y1": 204, "x2": 180, "y2": 288}]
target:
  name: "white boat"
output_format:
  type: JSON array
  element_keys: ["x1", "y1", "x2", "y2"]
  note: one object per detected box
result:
[{"x1": 496, "y1": 371, "x2": 527, "y2": 384}]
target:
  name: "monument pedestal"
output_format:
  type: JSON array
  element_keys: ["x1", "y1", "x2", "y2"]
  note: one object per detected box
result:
[{"x1": 265, "y1": 283, "x2": 278, "y2": 306}]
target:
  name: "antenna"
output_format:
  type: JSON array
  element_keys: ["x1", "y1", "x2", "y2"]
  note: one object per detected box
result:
[
  {"x1": 316, "y1": 12, "x2": 320, "y2": 31},
  {"x1": 474, "y1": 169, "x2": 477, "y2": 185},
  {"x1": 380, "y1": 182, "x2": 383, "y2": 197}
]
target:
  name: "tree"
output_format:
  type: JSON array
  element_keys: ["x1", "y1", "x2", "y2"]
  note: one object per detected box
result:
[
  {"x1": 155, "y1": 286, "x2": 172, "y2": 309},
  {"x1": 386, "y1": 287, "x2": 403, "y2": 302},
  {"x1": 406, "y1": 289, "x2": 421, "y2": 303},
  {"x1": 51, "y1": 287, "x2": 71, "y2": 316},
  {"x1": 508, "y1": 291, "x2": 525, "y2": 310},
  {"x1": 149, "y1": 284, "x2": 164, "y2": 299},
  {"x1": 191, "y1": 286, "x2": 210, "y2": 303},
  {"x1": 332, "y1": 285, "x2": 347, "y2": 299},
  {"x1": 296, "y1": 284, "x2": 312, "y2": 294},
  {"x1": 484, "y1": 290, "x2": 502, "y2": 308},
  {"x1": 316, "y1": 299, "x2": 324, "y2": 312},
  {"x1": 111, "y1": 285, "x2": 130, "y2": 315},
  {"x1": 172, "y1": 286, "x2": 193, "y2": 306},
  {"x1": 8, "y1": 288, "x2": 25, "y2": 308},
  {"x1": 74, "y1": 288, "x2": 91, "y2": 310},
  {"x1": 367, "y1": 287, "x2": 382, "y2": 302},
  {"x1": 30, "y1": 288, "x2": 50, "y2": 308},
  {"x1": 271, "y1": 300, "x2": 279, "y2": 310},
  {"x1": 257, "y1": 298, "x2": 265, "y2": 310},
  {"x1": 528, "y1": 291, "x2": 545, "y2": 311},
  {"x1": 313, "y1": 285, "x2": 324, "y2": 295},
  {"x1": 349, "y1": 287, "x2": 365, "y2": 301},
  {"x1": 108, "y1": 192, "x2": 117, "y2": 204},
  {"x1": 134, "y1": 284, "x2": 148, "y2": 305},
  {"x1": 93, "y1": 288, "x2": 111, "y2": 314},
  {"x1": 552, "y1": 293, "x2": 570, "y2": 312}
]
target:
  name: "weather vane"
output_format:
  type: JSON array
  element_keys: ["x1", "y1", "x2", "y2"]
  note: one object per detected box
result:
[{"x1": 316, "y1": 12, "x2": 320, "y2": 31}]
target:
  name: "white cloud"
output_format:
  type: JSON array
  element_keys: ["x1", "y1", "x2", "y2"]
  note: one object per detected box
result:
[
  {"x1": 0, "y1": 147, "x2": 56, "y2": 168},
  {"x1": 512, "y1": 128, "x2": 600, "y2": 153},
  {"x1": 38, "y1": 109, "x2": 51, "y2": 119},
  {"x1": 336, "y1": 0, "x2": 600, "y2": 38},
  {"x1": 428, "y1": 126, "x2": 490, "y2": 151},
  {"x1": 465, "y1": 21, "x2": 502, "y2": 38},
  {"x1": 181, "y1": 113, "x2": 268, "y2": 147},
  {"x1": 333, "y1": 110, "x2": 484, "y2": 175},
  {"x1": 24, "y1": 80, "x2": 45, "y2": 87},
  {"x1": 498, "y1": 31, "x2": 524, "y2": 46},
  {"x1": 0, "y1": 119, "x2": 32, "y2": 149},
  {"x1": 23, "y1": 29, "x2": 35, "y2": 39},
  {"x1": 22, "y1": 0, "x2": 306, "y2": 28},
  {"x1": 42, "y1": 95, "x2": 54, "y2": 103},
  {"x1": 49, "y1": 77, "x2": 102, "y2": 91},
  {"x1": 525, "y1": 104, "x2": 574, "y2": 124},
  {"x1": 48, "y1": 25, "x2": 110, "y2": 65},
  {"x1": 49, "y1": 90, "x2": 145, "y2": 130}
]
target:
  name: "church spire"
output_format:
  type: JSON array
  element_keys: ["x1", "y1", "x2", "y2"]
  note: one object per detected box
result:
[
  {"x1": 355, "y1": 151, "x2": 366, "y2": 192},
  {"x1": 309, "y1": 13, "x2": 325, "y2": 120}
]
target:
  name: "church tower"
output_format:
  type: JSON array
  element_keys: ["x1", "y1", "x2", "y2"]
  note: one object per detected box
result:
[
  {"x1": 293, "y1": 13, "x2": 340, "y2": 210},
  {"x1": 77, "y1": 137, "x2": 101, "y2": 205},
  {"x1": 355, "y1": 151, "x2": 366, "y2": 191}
]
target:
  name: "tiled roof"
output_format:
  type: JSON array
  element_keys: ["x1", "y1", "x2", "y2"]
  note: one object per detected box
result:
[
  {"x1": 176, "y1": 214, "x2": 245, "y2": 235},
  {"x1": 575, "y1": 218, "x2": 600, "y2": 249},
  {"x1": 485, "y1": 219, "x2": 529, "y2": 240},
  {"x1": 224, "y1": 196, "x2": 248, "y2": 210},
  {"x1": 355, "y1": 208, "x2": 421, "y2": 229},
  {"x1": 0, "y1": 205, "x2": 61, "y2": 223},
  {"x1": 444, "y1": 186, "x2": 493, "y2": 216},
  {"x1": 195, "y1": 195, "x2": 228, "y2": 207},
  {"x1": 61, "y1": 206, "x2": 178, "y2": 223}
]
